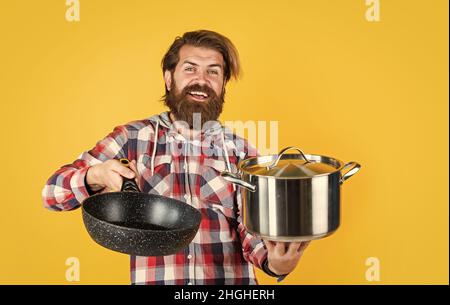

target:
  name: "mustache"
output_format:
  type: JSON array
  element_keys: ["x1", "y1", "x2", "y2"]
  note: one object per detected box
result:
[{"x1": 181, "y1": 83, "x2": 217, "y2": 99}]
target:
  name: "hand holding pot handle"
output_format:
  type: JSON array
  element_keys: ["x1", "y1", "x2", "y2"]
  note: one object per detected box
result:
[{"x1": 339, "y1": 162, "x2": 361, "y2": 185}]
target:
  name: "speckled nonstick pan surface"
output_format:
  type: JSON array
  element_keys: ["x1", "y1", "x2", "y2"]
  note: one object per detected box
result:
[
  {"x1": 81, "y1": 159, "x2": 201, "y2": 256},
  {"x1": 82, "y1": 191, "x2": 201, "y2": 256}
]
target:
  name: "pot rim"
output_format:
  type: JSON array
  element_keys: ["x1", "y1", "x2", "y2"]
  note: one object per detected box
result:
[{"x1": 238, "y1": 153, "x2": 346, "y2": 180}]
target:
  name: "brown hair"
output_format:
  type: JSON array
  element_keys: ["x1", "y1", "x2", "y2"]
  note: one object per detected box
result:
[{"x1": 161, "y1": 30, "x2": 241, "y2": 92}]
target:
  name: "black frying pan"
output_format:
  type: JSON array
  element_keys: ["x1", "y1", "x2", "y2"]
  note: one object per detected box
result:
[{"x1": 81, "y1": 158, "x2": 201, "y2": 256}]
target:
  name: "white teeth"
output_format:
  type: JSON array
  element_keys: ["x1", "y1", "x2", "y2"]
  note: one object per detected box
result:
[{"x1": 189, "y1": 91, "x2": 208, "y2": 97}]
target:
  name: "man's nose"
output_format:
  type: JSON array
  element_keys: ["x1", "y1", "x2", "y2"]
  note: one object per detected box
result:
[{"x1": 193, "y1": 70, "x2": 209, "y2": 86}]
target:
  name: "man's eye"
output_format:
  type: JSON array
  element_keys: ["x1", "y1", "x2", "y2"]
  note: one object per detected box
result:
[
  {"x1": 185, "y1": 67, "x2": 195, "y2": 72},
  {"x1": 208, "y1": 70, "x2": 219, "y2": 75}
]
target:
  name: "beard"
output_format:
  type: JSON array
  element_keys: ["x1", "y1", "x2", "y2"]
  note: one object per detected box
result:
[{"x1": 164, "y1": 79, "x2": 225, "y2": 130}]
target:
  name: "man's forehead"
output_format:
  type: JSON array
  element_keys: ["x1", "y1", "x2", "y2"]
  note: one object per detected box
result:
[{"x1": 178, "y1": 45, "x2": 224, "y2": 66}]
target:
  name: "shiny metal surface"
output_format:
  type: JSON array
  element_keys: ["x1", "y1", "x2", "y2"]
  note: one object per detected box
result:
[
  {"x1": 240, "y1": 171, "x2": 341, "y2": 241},
  {"x1": 221, "y1": 148, "x2": 361, "y2": 241}
]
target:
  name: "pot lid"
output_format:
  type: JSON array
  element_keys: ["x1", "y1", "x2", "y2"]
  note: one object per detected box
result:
[{"x1": 243, "y1": 147, "x2": 339, "y2": 178}]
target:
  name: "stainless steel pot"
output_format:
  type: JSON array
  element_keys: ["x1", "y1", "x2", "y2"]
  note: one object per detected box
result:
[{"x1": 221, "y1": 147, "x2": 361, "y2": 241}]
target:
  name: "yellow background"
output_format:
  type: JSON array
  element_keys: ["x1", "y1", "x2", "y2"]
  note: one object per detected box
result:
[{"x1": 0, "y1": 0, "x2": 448, "y2": 284}]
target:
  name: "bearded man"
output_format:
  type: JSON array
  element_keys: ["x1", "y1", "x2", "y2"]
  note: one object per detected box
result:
[{"x1": 42, "y1": 30, "x2": 309, "y2": 285}]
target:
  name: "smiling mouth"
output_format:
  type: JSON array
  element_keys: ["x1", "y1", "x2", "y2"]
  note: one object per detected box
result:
[{"x1": 187, "y1": 91, "x2": 209, "y2": 101}]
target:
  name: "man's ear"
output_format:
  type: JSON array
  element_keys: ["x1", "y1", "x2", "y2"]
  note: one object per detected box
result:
[
  {"x1": 221, "y1": 80, "x2": 227, "y2": 95},
  {"x1": 164, "y1": 70, "x2": 172, "y2": 91}
]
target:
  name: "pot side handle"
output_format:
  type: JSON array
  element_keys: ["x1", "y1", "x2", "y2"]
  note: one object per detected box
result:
[
  {"x1": 339, "y1": 162, "x2": 361, "y2": 185},
  {"x1": 221, "y1": 171, "x2": 257, "y2": 192}
]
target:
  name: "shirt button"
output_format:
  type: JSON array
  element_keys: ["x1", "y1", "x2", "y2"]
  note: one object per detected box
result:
[{"x1": 187, "y1": 254, "x2": 192, "y2": 260}]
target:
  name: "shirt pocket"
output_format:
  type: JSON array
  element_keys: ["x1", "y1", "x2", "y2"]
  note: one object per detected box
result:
[
  {"x1": 200, "y1": 157, "x2": 237, "y2": 213},
  {"x1": 137, "y1": 153, "x2": 172, "y2": 196}
]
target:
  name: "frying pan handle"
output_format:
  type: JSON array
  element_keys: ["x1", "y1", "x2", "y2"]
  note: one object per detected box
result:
[{"x1": 118, "y1": 158, "x2": 140, "y2": 192}]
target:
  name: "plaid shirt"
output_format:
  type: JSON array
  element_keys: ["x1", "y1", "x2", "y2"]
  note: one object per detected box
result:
[{"x1": 42, "y1": 111, "x2": 281, "y2": 285}]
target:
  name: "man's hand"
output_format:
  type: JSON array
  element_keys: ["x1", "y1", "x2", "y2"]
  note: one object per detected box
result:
[
  {"x1": 86, "y1": 159, "x2": 139, "y2": 193},
  {"x1": 264, "y1": 240, "x2": 310, "y2": 276}
]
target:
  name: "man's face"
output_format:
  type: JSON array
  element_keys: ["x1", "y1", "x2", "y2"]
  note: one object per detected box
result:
[{"x1": 164, "y1": 45, "x2": 226, "y2": 129}]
